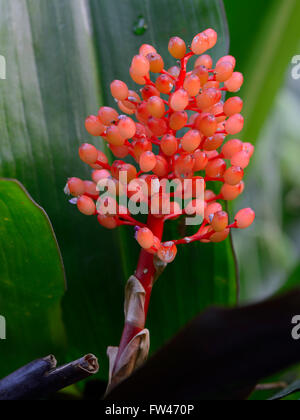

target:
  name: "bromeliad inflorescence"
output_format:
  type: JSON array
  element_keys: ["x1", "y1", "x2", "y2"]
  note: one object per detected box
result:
[{"x1": 65, "y1": 28, "x2": 255, "y2": 390}]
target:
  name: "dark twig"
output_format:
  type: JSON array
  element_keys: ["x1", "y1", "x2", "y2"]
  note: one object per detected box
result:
[{"x1": 0, "y1": 354, "x2": 99, "y2": 400}]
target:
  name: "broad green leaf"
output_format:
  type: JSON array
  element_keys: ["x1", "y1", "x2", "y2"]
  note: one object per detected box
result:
[
  {"x1": 225, "y1": 0, "x2": 300, "y2": 144},
  {"x1": 278, "y1": 264, "x2": 300, "y2": 295},
  {"x1": 0, "y1": 179, "x2": 65, "y2": 378},
  {"x1": 0, "y1": 0, "x2": 235, "y2": 381}
]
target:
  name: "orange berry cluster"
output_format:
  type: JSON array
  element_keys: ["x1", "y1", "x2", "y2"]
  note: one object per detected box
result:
[{"x1": 65, "y1": 29, "x2": 255, "y2": 264}]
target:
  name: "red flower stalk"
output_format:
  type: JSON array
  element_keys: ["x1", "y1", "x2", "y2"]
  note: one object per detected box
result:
[{"x1": 65, "y1": 29, "x2": 255, "y2": 391}]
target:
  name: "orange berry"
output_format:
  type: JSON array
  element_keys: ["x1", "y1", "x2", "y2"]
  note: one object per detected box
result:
[
  {"x1": 153, "y1": 155, "x2": 169, "y2": 177},
  {"x1": 181, "y1": 129, "x2": 201, "y2": 152},
  {"x1": 206, "y1": 150, "x2": 219, "y2": 160},
  {"x1": 183, "y1": 74, "x2": 201, "y2": 97},
  {"x1": 209, "y1": 102, "x2": 226, "y2": 123},
  {"x1": 216, "y1": 55, "x2": 236, "y2": 68},
  {"x1": 118, "y1": 101, "x2": 135, "y2": 115},
  {"x1": 133, "y1": 138, "x2": 152, "y2": 160},
  {"x1": 140, "y1": 151, "x2": 157, "y2": 172},
  {"x1": 193, "y1": 150, "x2": 208, "y2": 171},
  {"x1": 203, "y1": 28, "x2": 218, "y2": 49},
  {"x1": 77, "y1": 195, "x2": 96, "y2": 216},
  {"x1": 131, "y1": 54, "x2": 150, "y2": 76},
  {"x1": 97, "y1": 150, "x2": 109, "y2": 165},
  {"x1": 110, "y1": 80, "x2": 129, "y2": 101},
  {"x1": 225, "y1": 72, "x2": 244, "y2": 92},
  {"x1": 191, "y1": 32, "x2": 209, "y2": 55},
  {"x1": 204, "y1": 189, "x2": 216, "y2": 202},
  {"x1": 141, "y1": 85, "x2": 160, "y2": 100},
  {"x1": 106, "y1": 125, "x2": 126, "y2": 146},
  {"x1": 235, "y1": 208, "x2": 255, "y2": 229},
  {"x1": 110, "y1": 144, "x2": 129, "y2": 158},
  {"x1": 168, "y1": 36, "x2": 186, "y2": 59},
  {"x1": 79, "y1": 143, "x2": 98, "y2": 165},
  {"x1": 231, "y1": 151, "x2": 250, "y2": 169},
  {"x1": 97, "y1": 214, "x2": 118, "y2": 229},
  {"x1": 195, "y1": 113, "x2": 218, "y2": 137},
  {"x1": 85, "y1": 115, "x2": 105, "y2": 136},
  {"x1": 147, "y1": 96, "x2": 165, "y2": 118},
  {"x1": 174, "y1": 153, "x2": 195, "y2": 178},
  {"x1": 243, "y1": 142, "x2": 255, "y2": 157},
  {"x1": 225, "y1": 114, "x2": 244, "y2": 135},
  {"x1": 155, "y1": 74, "x2": 174, "y2": 94},
  {"x1": 157, "y1": 242, "x2": 177, "y2": 263},
  {"x1": 170, "y1": 88, "x2": 189, "y2": 111},
  {"x1": 211, "y1": 211, "x2": 228, "y2": 232},
  {"x1": 66, "y1": 177, "x2": 85, "y2": 197},
  {"x1": 205, "y1": 158, "x2": 226, "y2": 178},
  {"x1": 222, "y1": 139, "x2": 243, "y2": 159},
  {"x1": 136, "y1": 102, "x2": 151, "y2": 124},
  {"x1": 118, "y1": 115, "x2": 136, "y2": 139},
  {"x1": 196, "y1": 88, "x2": 221, "y2": 110},
  {"x1": 203, "y1": 133, "x2": 225, "y2": 151},
  {"x1": 185, "y1": 198, "x2": 204, "y2": 215},
  {"x1": 210, "y1": 229, "x2": 230, "y2": 243},
  {"x1": 205, "y1": 202, "x2": 222, "y2": 222},
  {"x1": 221, "y1": 182, "x2": 244, "y2": 200},
  {"x1": 136, "y1": 227, "x2": 154, "y2": 249},
  {"x1": 125, "y1": 90, "x2": 141, "y2": 107},
  {"x1": 168, "y1": 66, "x2": 181, "y2": 79},
  {"x1": 193, "y1": 65, "x2": 209, "y2": 85},
  {"x1": 204, "y1": 81, "x2": 220, "y2": 89},
  {"x1": 195, "y1": 54, "x2": 213, "y2": 69},
  {"x1": 215, "y1": 61, "x2": 234, "y2": 82},
  {"x1": 148, "y1": 117, "x2": 168, "y2": 137},
  {"x1": 111, "y1": 160, "x2": 137, "y2": 182},
  {"x1": 133, "y1": 122, "x2": 147, "y2": 139},
  {"x1": 146, "y1": 236, "x2": 162, "y2": 254},
  {"x1": 161, "y1": 134, "x2": 178, "y2": 156},
  {"x1": 223, "y1": 97, "x2": 243, "y2": 116},
  {"x1": 92, "y1": 169, "x2": 110, "y2": 184},
  {"x1": 130, "y1": 67, "x2": 147, "y2": 85},
  {"x1": 98, "y1": 107, "x2": 119, "y2": 125},
  {"x1": 139, "y1": 44, "x2": 157, "y2": 56},
  {"x1": 169, "y1": 111, "x2": 188, "y2": 130},
  {"x1": 224, "y1": 166, "x2": 244, "y2": 185},
  {"x1": 146, "y1": 53, "x2": 164, "y2": 73}
]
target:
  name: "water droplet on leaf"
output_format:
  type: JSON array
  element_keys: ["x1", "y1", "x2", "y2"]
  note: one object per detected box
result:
[{"x1": 133, "y1": 15, "x2": 148, "y2": 36}]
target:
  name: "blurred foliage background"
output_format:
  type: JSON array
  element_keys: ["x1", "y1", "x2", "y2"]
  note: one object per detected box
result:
[
  {"x1": 0, "y1": 0, "x2": 299, "y2": 399},
  {"x1": 225, "y1": 0, "x2": 300, "y2": 301}
]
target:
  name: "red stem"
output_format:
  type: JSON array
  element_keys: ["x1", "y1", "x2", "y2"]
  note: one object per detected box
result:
[
  {"x1": 176, "y1": 52, "x2": 194, "y2": 89},
  {"x1": 112, "y1": 215, "x2": 164, "y2": 375}
]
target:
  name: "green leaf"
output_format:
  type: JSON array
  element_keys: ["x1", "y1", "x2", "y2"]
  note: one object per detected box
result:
[
  {"x1": 0, "y1": 0, "x2": 235, "y2": 381},
  {"x1": 0, "y1": 179, "x2": 65, "y2": 378},
  {"x1": 278, "y1": 264, "x2": 300, "y2": 295},
  {"x1": 225, "y1": 0, "x2": 300, "y2": 144}
]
